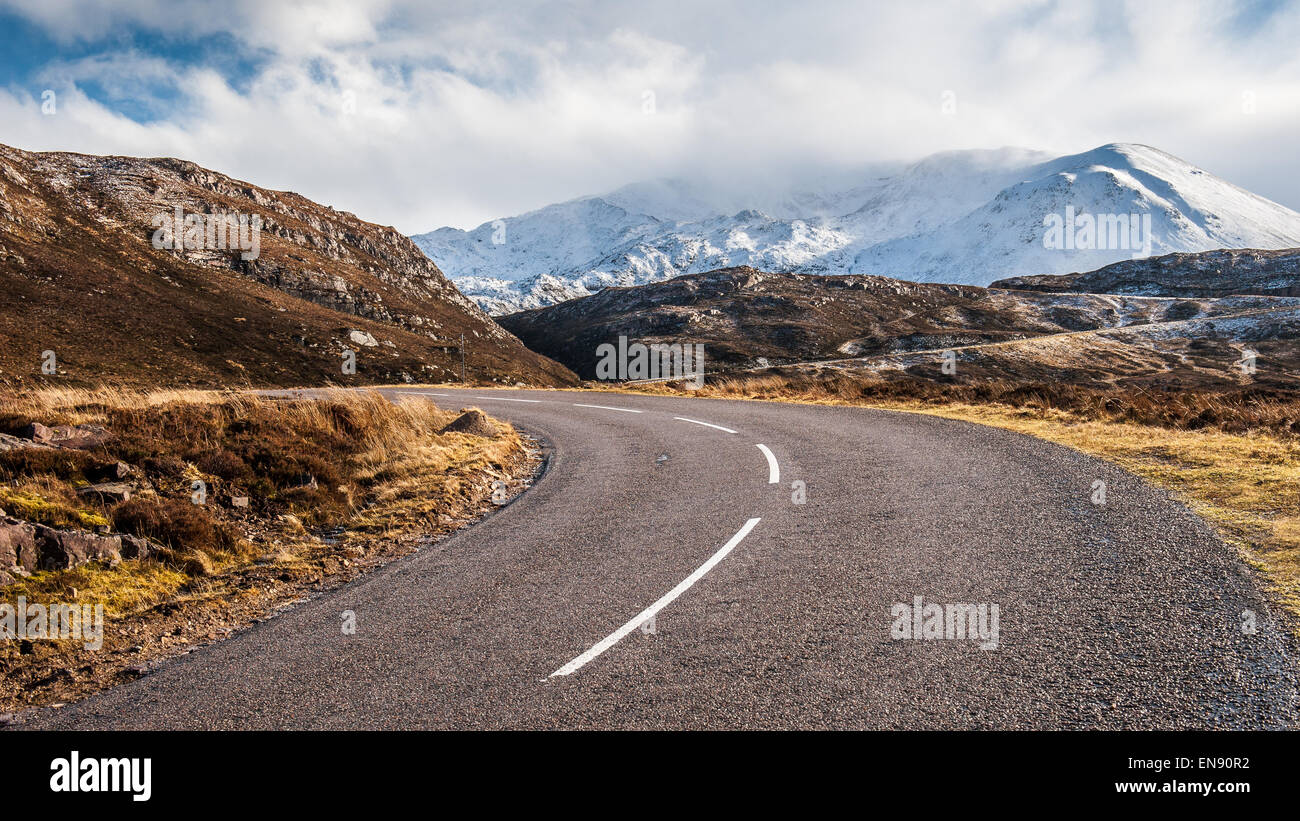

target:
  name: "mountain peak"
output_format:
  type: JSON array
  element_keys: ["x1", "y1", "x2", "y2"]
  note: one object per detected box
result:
[{"x1": 410, "y1": 144, "x2": 1300, "y2": 314}]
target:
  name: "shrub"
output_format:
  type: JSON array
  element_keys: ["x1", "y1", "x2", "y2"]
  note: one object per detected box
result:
[
  {"x1": 0, "y1": 449, "x2": 94, "y2": 482},
  {"x1": 196, "y1": 450, "x2": 250, "y2": 482},
  {"x1": 112, "y1": 496, "x2": 240, "y2": 559}
]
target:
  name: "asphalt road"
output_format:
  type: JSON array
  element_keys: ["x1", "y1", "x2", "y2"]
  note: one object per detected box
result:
[{"x1": 16, "y1": 388, "x2": 1300, "y2": 729}]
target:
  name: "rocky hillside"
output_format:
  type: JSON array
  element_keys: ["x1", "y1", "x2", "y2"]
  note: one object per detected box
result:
[
  {"x1": 992, "y1": 248, "x2": 1300, "y2": 298},
  {"x1": 497, "y1": 266, "x2": 1299, "y2": 381},
  {"x1": 0, "y1": 144, "x2": 576, "y2": 388}
]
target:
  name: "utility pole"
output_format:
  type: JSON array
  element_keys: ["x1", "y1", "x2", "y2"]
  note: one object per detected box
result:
[{"x1": 460, "y1": 332, "x2": 466, "y2": 383}]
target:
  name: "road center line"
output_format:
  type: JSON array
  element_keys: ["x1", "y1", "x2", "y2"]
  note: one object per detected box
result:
[
  {"x1": 573, "y1": 403, "x2": 643, "y2": 413},
  {"x1": 549, "y1": 517, "x2": 762, "y2": 678},
  {"x1": 473, "y1": 396, "x2": 542, "y2": 403},
  {"x1": 755, "y1": 444, "x2": 780, "y2": 484},
  {"x1": 402, "y1": 391, "x2": 452, "y2": 397},
  {"x1": 672, "y1": 416, "x2": 737, "y2": 434}
]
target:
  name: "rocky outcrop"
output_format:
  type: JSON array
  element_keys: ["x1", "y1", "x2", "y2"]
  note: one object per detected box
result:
[
  {"x1": 18, "y1": 423, "x2": 111, "y2": 450},
  {"x1": 33, "y1": 526, "x2": 122, "y2": 571},
  {"x1": 993, "y1": 248, "x2": 1300, "y2": 298},
  {"x1": 0, "y1": 517, "x2": 131, "y2": 580},
  {"x1": 89, "y1": 461, "x2": 134, "y2": 482},
  {"x1": 77, "y1": 483, "x2": 134, "y2": 504},
  {"x1": 0, "y1": 518, "x2": 38, "y2": 584}
]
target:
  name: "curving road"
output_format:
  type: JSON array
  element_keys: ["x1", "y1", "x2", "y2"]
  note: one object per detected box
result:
[{"x1": 15, "y1": 388, "x2": 1300, "y2": 729}]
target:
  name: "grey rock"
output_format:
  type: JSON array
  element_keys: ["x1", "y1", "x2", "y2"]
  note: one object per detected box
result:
[
  {"x1": 91, "y1": 461, "x2": 134, "y2": 481},
  {"x1": 77, "y1": 482, "x2": 134, "y2": 504},
  {"x1": 119, "y1": 534, "x2": 160, "y2": 561},
  {"x1": 348, "y1": 329, "x2": 379, "y2": 347},
  {"x1": 0, "y1": 517, "x2": 38, "y2": 573},
  {"x1": 35, "y1": 526, "x2": 122, "y2": 570}
]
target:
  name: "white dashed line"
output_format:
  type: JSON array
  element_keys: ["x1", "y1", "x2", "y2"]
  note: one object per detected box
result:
[
  {"x1": 573, "y1": 403, "x2": 643, "y2": 413},
  {"x1": 403, "y1": 391, "x2": 452, "y2": 397},
  {"x1": 672, "y1": 416, "x2": 737, "y2": 434},
  {"x1": 755, "y1": 444, "x2": 780, "y2": 484},
  {"x1": 549, "y1": 517, "x2": 762, "y2": 678},
  {"x1": 473, "y1": 396, "x2": 542, "y2": 403}
]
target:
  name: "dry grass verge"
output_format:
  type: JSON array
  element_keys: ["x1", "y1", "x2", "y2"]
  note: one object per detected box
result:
[{"x1": 0, "y1": 388, "x2": 530, "y2": 712}]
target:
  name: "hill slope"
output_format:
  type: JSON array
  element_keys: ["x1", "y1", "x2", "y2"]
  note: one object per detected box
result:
[
  {"x1": 993, "y1": 247, "x2": 1300, "y2": 298},
  {"x1": 496, "y1": 266, "x2": 1300, "y2": 391},
  {"x1": 0, "y1": 144, "x2": 576, "y2": 388}
]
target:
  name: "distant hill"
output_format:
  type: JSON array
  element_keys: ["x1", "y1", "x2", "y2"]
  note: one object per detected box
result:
[
  {"x1": 496, "y1": 266, "x2": 1300, "y2": 392},
  {"x1": 993, "y1": 247, "x2": 1300, "y2": 298},
  {"x1": 0, "y1": 144, "x2": 576, "y2": 388}
]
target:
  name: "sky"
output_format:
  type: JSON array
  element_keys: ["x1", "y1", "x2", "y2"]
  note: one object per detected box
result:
[{"x1": 1, "y1": 0, "x2": 1298, "y2": 232}]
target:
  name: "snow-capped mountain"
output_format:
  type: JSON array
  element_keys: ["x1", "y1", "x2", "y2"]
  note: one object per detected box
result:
[{"x1": 411, "y1": 144, "x2": 1300, "y2": 314}]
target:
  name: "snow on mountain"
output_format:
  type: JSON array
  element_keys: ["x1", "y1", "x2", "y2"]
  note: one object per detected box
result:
[{"x1": 411, "y1": 143, "x2": 1300, "y2": 314}]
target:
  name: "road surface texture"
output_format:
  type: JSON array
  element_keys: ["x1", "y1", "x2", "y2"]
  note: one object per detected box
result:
[{"x1": 15, "y1": 388, "x2": 1300, "y2": 729}]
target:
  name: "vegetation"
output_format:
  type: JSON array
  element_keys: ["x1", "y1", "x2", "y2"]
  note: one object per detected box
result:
[{"x1": 0, "y1": 387, "x2": 527, "y2": 710}]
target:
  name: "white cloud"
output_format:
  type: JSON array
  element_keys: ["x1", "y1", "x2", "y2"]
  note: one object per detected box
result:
[{"x1": 0, "y1": 0, "x2": 1298, "y2": 232}]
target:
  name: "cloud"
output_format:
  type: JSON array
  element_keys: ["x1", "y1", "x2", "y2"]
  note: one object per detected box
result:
[{"x1": 0, "y1": 0, "x2": 1298, "y2": 232}]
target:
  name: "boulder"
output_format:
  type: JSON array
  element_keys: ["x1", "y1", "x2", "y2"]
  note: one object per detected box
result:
[
  {"x1": 21, "y1": 422, "x2": 53, "y2": 442},
  {"x1": 18, "y1": 422, "x2": 111, "y2": 450},
  {"x1": 77, "y1": 482, "x2": 134, "y2": 504},
  {"x1": 120, "y1": 534, "x2": 161, "y2": 561},
  {"x1": 90, "y1": 460, "x2": 134, "y2": 482},
  {"x1": 0, "y1": 432, "x2": 55, "y2": 452},
  {"x1": 35, "y1": 526, "x2": 122, "y2": 570},
  {"x1": 347, "y1": 329, "x2": 379, "y2": 348},
  {"x1": 440, "y1": 408, "x2": 497, "y2": 437},
  {"x1": 0, "y1": 517, "x2": 38, "y2": 574}
]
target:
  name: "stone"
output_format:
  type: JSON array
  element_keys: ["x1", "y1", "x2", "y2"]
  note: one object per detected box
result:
[
  {"x1": 0, "y1": 517, "x2": 39, "y2": 573},
  {"x1": 90, "y1": 461, "x2": 134, "y2": 481},
  {"x1": 35, "y1": 526, "x2": 122, "y2": 570},
  {"x1": 18, "y1": 422, "x2": 111, "y2": 450},
  {"x1": 0, "y1": 432, "x2": 54, "y2": 452},
  {"x1": 347, "y1": 329, "x2": 379, "y2": 347},
  {"x1": 440, "y1": 408, "x2": 497, "y2": 437},
  {"x1": 119, "y1": 534, "x2": 159, "y2": 561},
  {"x1": 21, "y1": 422, "x2": 53, "y2": 442},
  {"x1": 230, "y1": 496, "x2": 249, "y2": 508},
  {"x1": 77, "y1": 482, "x2": 134, "y2": 504},
  {"x1": 53, "y1": 424, "x2": 112, "y2": 449}
]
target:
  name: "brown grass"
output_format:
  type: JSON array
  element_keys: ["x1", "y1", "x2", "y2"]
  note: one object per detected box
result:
[
  {"x1": 682, "y1": 374, "x2": 1300, "y2": 437},
  {"x1": 0, "y1": 386, "x2": 533, "y2": 710},
  {"x1": 0, "y1": 388, "x2": 520, "y2": 616}
]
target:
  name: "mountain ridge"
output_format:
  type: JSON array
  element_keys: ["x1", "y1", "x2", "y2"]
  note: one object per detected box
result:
[{"x1": 414, "y1": 143, "x2": 1300, "y2": 314}]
